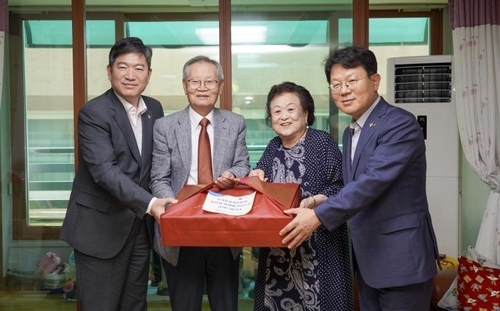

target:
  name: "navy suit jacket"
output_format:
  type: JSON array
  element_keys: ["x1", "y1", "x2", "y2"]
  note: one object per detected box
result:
[
  {"x1": 60, "y1": 89, "x2": 164, "y2": 259},
  {"x1": 315, "y1": 98, "x2": 440, "y2": 288}
]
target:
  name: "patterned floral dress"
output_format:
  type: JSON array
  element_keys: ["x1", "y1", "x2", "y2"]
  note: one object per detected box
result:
[{"x1": 253, "y1": 128, "x2": 353, "y2": 311}]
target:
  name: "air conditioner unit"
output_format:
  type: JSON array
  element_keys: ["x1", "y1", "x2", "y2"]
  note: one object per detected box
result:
[{"x1": 386, "y1": 55, "x2": 460, "y2": 257}]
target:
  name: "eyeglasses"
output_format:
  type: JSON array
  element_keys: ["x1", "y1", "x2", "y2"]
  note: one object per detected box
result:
[
  {"x1": 186, "y1": 79, "x2": 218, "y2": 90},
  {"x1": 328, "y1": 76, "x2": 370, "y2": 94}
]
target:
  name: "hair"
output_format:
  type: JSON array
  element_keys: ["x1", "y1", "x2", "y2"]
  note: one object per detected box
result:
[
  {"x1": 182, "y1": 55, "x2": 224, "y2": 81},
  {"x1": 108, "y1": 37, "x2": 153, "y2": 69},
  {"x1": 323, "y1": 45, "x2": 378, "y2": 84},
  {"x1": 265, "y1": 81, "x2": 316, "y2": 127}
]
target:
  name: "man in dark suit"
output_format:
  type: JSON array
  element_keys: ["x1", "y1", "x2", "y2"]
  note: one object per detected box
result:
[
  {"x1": 60, "y1": 37, "x2": 176, "y2": 311},
  {"x1": 150, "y1": 55, "x2": 250, "y2": 311},
  {"x1": 280, "y1": 45, "x2": 440, "y2": 310}
]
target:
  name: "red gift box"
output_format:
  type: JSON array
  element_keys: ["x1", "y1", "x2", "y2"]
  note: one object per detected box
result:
[{"x1": 160, "y1": 176, "x2": 302, "y2": 247}]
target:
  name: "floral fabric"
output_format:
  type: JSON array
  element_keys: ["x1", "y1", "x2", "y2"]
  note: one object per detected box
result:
[
  {"x1": 450, "y1": 0, "x2": 500, "y2": 262},
  {"x1": 253, "y1": 129, "x2": 352, "y2": 311}
]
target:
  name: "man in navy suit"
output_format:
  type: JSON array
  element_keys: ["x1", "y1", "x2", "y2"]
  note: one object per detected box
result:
[
  {"x1": 60, "y1": 37, "x2": 176, "y2": 311},
  {"x1": 280, "y1": 45, "x2": 440, "y2": 310}
]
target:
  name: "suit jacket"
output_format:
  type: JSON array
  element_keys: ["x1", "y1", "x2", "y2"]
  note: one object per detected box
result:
[
  {"x1": 60, "y1": 89, "x2": 164, "y2": 259},
  {"x1": 315, "y1": 98, "x2": 440, "y2": 288},
  {"x1": 150, "y1": 107, "x2": 250, "y2": 266}
]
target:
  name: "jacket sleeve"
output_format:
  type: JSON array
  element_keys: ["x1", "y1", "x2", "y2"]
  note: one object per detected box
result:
[
  {"x1": 77, "y1": 103, "x2": 153, "y2": 216},
  {"x1": 315, "y1": 111, "x2": 425, "y2": 231}
]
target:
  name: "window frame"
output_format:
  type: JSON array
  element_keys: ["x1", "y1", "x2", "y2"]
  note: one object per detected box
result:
[
  {"x1": 370, "y1": 9, "x2": 443, "y2": 55},
  {"x1": 9, "y1": 2, "x2": 443, "y2": 240}
]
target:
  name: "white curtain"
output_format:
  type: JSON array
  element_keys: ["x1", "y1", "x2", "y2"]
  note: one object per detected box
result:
[{"x1": 450, "y1": 0, "x2": 500, "y2": 262}]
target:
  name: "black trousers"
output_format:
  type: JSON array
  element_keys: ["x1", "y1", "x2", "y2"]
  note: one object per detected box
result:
[
  {"x1": 150, "y1": 249, "x2": 162, "y2": 285},
  {"x1": 75, "y1": 218, "x2": 150, "y2": 311},
  {"x1": 357, "y1": 271, "x2": 433, "y2": 311},
  {"x1": 162, "y1": 246, "x2": 240, "y2": 311}
]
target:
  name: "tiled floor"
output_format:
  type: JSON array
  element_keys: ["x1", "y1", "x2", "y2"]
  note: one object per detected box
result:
[
  {"x1": 0, "y1": 280, "x2": 255, "y2": 311},
  {"x1": 0, "y1": 291, "x2": 255, "y2": 311}
]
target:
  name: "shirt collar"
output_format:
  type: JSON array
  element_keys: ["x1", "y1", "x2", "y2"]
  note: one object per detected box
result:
[
  {"x1": 189, "y1": 106, "x2": 214, "y2": 127},
  {"x1": 115, "y1": 92, "x2": 147, "y2": 115},
  {"x1": 352, "y1": 96, "x2": 381, "y2": 129}
]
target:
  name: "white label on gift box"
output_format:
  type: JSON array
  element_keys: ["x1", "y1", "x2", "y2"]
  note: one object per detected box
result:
[{"x1": 202, "y1": 190, "x2": 256, "y2": 216}]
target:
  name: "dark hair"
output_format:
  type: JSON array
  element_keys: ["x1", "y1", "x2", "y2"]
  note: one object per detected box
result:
[
  {"x1": 108, "y1": 37, "x2": 153, "y2": 69},
  {"x1": 323, "y1": 45, "x2": 377, "y2": 84},
  {"x1": 265, "y1": 81, "x2": 315, "y2": 127},
  {"x1": 183, "y1": 55, "x2": 224, "y2": 81}
]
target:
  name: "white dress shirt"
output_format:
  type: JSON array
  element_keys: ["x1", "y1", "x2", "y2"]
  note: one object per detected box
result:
[
  {"x1": 350, "y1": 96, "x2": 381, "y2": 162},
  {"x1": 115, "y1": 92, "x2": 156, "y2": 213}
]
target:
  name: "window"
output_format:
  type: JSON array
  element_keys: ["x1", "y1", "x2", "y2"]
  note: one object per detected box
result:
[
  {"x1": 230, "y1": 17, "x2": 336, "y2": 167},
  {"x1": 8, "y1": 5, "x2": 438, "y2": 241},
  {"x1": 334, "y1": 16, "x2": 432, "y2": 139},
  {"x1": 368, "y1": 17, "x2": 431, "y2": 98},
  {"x1": 11, "y1": 17, "x2": 117, "y2": 238},
  {"x1": 126, "y1": 19, "x2": 221, "y2": 114},
  {"x1": 4, "y1": 3, "x2": 445, "y2": 311}
]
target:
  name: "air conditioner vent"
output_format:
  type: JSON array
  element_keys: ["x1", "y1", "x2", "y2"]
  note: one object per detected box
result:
[{"x1": 393, "y1": 62, "x2": 452, "y2": 103}]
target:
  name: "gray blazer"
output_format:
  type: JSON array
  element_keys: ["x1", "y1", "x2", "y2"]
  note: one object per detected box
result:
[
  {"x1": 150, "y1": 107, "x2": 250, "y2": 266},
  {"x1": 60, "y1": 89, "x2": 164, "y2": 259}
]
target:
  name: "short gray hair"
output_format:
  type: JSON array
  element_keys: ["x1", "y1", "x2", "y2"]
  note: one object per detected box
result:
[{"x1": 182, "y1": 55, "x2": 224, "y2": 81}]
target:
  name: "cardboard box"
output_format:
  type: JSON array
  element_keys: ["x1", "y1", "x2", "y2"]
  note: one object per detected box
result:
[{"x1": 160, "y1": 177, "x2": 302, "y2": 247}]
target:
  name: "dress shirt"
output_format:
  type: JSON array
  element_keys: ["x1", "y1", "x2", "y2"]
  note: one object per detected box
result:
[
  {"x1": 350, "y1": 96, "x2": 381, "y2": 162},
  {"x1": 116, "y1": 92, "x2": 156, "y2": 214},
  {"x1": 350, "y1": 122, "x2": 361, "y2": 162},
  {"x1": 118, "y1": 95, "x2": 147, "y2": 155}
]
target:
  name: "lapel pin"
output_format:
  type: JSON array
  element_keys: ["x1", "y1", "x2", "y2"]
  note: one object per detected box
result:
[
  {"x1": 148, "y1": 114, "x2": 151, "y2": 119},
  {"x1": 369, "y1": 122, "x2": 376, "y2": 128}
]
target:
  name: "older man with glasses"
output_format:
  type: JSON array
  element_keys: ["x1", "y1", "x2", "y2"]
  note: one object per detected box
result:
[{"x1": 150, "y1": 55, "x2": 250, "y2": 311}]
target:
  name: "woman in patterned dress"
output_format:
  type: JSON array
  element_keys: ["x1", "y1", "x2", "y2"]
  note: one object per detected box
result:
[{"x1": 250, "y1": 82, "x2": 353, "y2": 311}]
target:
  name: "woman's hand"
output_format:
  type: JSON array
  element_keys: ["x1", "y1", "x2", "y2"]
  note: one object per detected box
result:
[
  {"x1": 298, "y1": 194, "x2": 327, "y2": 209},
  {"x1": 299, "y1": 196, "x2": 316, "y2": 209},
  {"x1": 249, "y1": 169, "x2": 268, "y2": 182}
]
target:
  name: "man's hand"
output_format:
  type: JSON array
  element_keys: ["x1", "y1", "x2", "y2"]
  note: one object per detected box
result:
[
  {"x1": 280, "y1": 208, "x2": 322, "y2": 249},
  {"x1": 214, "y1": 171, "x2": 236, "y2": 189},
  {"x1": 150, "y1": 198, "x2": 178, "y2": 222}
]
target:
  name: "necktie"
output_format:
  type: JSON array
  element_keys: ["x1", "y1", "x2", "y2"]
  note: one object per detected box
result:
[{"x1": 198, "y1": 118, "x2": 213, "y2": 184}]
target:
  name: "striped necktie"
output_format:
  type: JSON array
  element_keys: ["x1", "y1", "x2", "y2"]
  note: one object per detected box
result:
[{"x1": 198, "y1": 118, "x2": 213, "y2": 184}]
